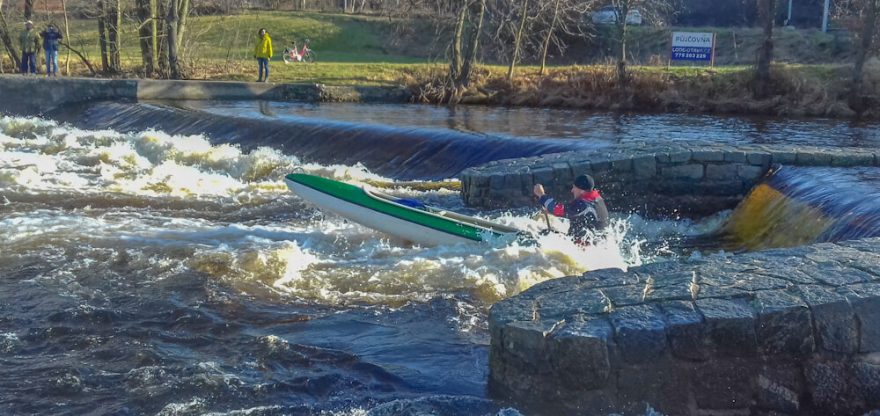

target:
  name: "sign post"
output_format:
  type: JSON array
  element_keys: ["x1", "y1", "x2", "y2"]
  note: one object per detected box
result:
[{"x1": 671, "y1": 32, "x2": 716, "y2": 67}]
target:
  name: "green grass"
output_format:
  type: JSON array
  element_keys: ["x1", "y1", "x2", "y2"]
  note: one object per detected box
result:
[{"x1": 0, "y1": 11, "x2": 852, "y2": 88}]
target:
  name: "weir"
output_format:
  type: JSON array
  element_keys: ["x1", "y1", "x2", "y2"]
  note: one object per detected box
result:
[
  {"x1": 477, "y1": 145, "x2": 880, "y2": 414},
  {"x1": 47, "y1": 101, "x2": 594, "y2": 180}
]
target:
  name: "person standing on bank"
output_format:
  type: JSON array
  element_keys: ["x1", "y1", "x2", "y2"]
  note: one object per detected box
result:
[
  {"x1": 41, "y1": 23, "x2": 63, "y2": 77},
  {"x1": 533, "y1": 174, "x2": 609, "y2": 243},
  {"x1": 19, "y1": 20, "x2": 41, "y2": 75},
  {"x1": 254, "y1": 28, "x2": 273, "y2": 82}
]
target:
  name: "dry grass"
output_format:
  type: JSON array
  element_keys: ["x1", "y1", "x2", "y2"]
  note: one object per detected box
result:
[{"x1": 404, "y1": 63, "x2": 879, "y2": 119}]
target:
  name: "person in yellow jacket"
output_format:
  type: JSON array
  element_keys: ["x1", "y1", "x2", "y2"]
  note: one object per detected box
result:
[
  {"x1": 254, "y1": 28, "x2": 273, "y2": 82},
  {"x1": 19, "y1": 21, "x2": 41, "y2": 75}
]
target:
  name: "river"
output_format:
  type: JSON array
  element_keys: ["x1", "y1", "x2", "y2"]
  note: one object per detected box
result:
[{"x1": 2, "y1": 102, "x2": 877, "y2": 415}]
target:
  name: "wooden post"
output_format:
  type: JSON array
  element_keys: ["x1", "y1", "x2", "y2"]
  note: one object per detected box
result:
[{"x1": 710, "y1": 32, "x2": 716, "y2": 68}]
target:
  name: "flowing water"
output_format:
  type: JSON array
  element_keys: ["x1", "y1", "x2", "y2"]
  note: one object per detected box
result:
[
  {"x1": 722, "y1": 166, "x2": 880, "y2": 250},
  {"x1": 3, "y1": 102, "x2": 878, "y2": 415}
]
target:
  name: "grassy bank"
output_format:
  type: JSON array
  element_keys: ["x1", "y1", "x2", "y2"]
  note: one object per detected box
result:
[
  {"x1": 0, "y1": 11, "x2": 875, "y2": 118},
  {"x1": 404, "y1": 63, "x2": 880, "y2": 118}
]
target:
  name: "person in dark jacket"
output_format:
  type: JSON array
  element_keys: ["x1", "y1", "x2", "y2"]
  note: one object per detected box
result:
[
  {"x1": 533, "y1": 174, "x2": 609, "y2": 243},
  {"x1": 41, "y1": 23, "x2": 63, "y2": 77}
]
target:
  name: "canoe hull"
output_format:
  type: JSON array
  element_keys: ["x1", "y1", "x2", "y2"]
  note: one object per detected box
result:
[{"x1": 285, "y1": 174, "x2": 518, "y2": 246}]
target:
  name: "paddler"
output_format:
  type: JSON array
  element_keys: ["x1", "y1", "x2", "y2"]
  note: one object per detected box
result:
[{"x1": 533, "y1": 174, "x2": 609, "y2": 244}]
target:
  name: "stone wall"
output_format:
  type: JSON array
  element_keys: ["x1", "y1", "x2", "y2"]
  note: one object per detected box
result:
[
  {"x1": 0, "y1": 76, "x2": 410, "y2": 116},
  {"x1": 489, "y1": 239, "x2": 880, "y2": 415},
  {"x1": 460, "y1": 143, "x2": 880, "y2": 217}
]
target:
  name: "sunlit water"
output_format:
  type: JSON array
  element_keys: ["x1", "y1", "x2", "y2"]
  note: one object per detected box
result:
[{"x1": 0, "y1": 114, "x2": 727, "y2": 414}]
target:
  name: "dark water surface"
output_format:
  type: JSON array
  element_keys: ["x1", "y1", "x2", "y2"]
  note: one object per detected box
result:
[{"x1": 5, "y1": 103, "x2": 880, "y2": 415}]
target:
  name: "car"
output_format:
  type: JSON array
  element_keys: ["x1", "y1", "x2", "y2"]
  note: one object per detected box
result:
[{"x1": 591, "y1": 5, "x2": 643, "y2": 26}]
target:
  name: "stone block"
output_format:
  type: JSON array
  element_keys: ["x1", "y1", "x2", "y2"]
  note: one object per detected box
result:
[
  {"x1": 611, "y1": 158, "x2": 633, "y2": 173},
  {"x1": 601, "y1": 285, "x2": 647, "y2": 307},
  {"x1": 647, "y1": 271, "x2": 697, "y2": 302},
  {"x1": 692, "y1": 358, "x2": 756, "y2": 410},
  {"x1": 853, "y1": 358, "x2": 880, "y2": 406},
  {"x1": 537, "y1": 288, "x2": 612, "y2": 320},
  {"x1": 531, "y1": 167, "x2": 555, "y2": 187},
  {"x1": 738, "y1": 164, "x2": 768, "y2": 181},
  {"x1": 696, "y1": 298, "x2": 758, "y2": 357},
  {"x1": 705, "y1": 164, "x2": 739, "y2": 181},
  {"x1": 831, "y1": 153, "x2": 875, "y2": 167},
  {"x1": 693, "y1": 150, "x2": 726, "y2": 162},
  {"x1": 796, "y1": 285, "x2": 858, "y2": 353},
  {"x1": 609, "y1": 304, "x2": 667, "y2": 364},
  {"x1": 501, "y1": 319, "x2": 559, "y2": 367},
  {"x1": 746, "y1": 152, "x2": 772, "y2": 166},
  {"x1": 842, "y1": 284, "x2": 880, "y2": 353},
  {"x1": 805, "y1": 359, "x2": 851, "y2": 411},
  {"x1": 661, "y1": 300, "x2": 709, "y2": 361},
  {"x1": 669, "y1": 151, "x2": 692, "y2": 163},
  {"x1": 754, "y1": 290, "x2": 815, "y2": 356},
  {"x1": 489, "y1": 297, "x2": 537, "y2": 342},
  {"x1": 757, "y1": 374, "x2": 800, "y2": 414},
  {"x1": 725, "y1": 151, "x2": 748, "y2": 163},
  {"x1": 569, "y1": 160, "x2": 592, "y2": 176},
  {"x1": 632, "y1": 155, "x2": 657, "y2": 178},
  {"x1": 661, "y1": 164, "x2": 704, "y2": 180},
  {"x1": 796, "y1": 151, "x2": 833, "y2": 166},
  {"x1": 549, "y1": 317, "x2": 614, "y2": 390},
  {"x1": 771, "y1": 151, "x2": 797, "y2": 165},
  {"x1": 591, "y1": 160, "x2": 611, "y2": 172},
  {"x1": 802, "y1": 263, "x2": 873, "y2": 286},
  {"x1": 618, "y1": 362, "x2": 693, "y2": 416}
]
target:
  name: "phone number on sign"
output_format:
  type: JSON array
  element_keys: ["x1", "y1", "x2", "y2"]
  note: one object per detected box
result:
[{"x1": 671, "y1": 46, "x2": 711, "y2": 60}]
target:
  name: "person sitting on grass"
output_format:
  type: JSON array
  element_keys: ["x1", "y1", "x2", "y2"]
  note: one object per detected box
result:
[{"x1": 533, "y1": 174, "x2": 609, "y2": 245}]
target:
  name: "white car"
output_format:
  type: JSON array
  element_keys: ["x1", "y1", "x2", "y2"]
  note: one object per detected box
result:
[{"x1": 591, "y1": 6, "x2": 643, "y2": 26}]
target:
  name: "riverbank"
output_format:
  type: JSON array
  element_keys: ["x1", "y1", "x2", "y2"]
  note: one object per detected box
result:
[{"x1": 405, "y1": 63, "x2": 880, "y2": 119}]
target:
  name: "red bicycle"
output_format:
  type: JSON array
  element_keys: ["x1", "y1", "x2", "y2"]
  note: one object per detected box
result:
[{"x1": 283, "y1": 40, "x2": 315, "y2": 64}]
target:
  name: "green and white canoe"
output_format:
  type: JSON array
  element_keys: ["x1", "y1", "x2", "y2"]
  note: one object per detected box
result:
[{"x1": 284, "y1": 173, "x2": 524, "y2": 246}]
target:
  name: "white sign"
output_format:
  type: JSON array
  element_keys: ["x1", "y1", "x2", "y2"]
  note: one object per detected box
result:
[{"x1": 671, "y1": 32, "x2": 715, "y2": 62}]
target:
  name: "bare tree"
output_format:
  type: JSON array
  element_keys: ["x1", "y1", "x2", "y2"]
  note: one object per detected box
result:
[
  {"x1": 834, "y1": 0, "x2": 880, "y2": 114},
  {"x1": 97, "y1": 0, "x2": 111, "y2": 72},
  {"x1": 61, "y1": 0, "x2": 71, "y2": 74},
  {"x1": 753, "y1": 0, "x2": 776, "y2": 98},
  {"x1": 507, "y1": 0, "x2": 531, "y2": 79},
  {"x1": 608, "y1": 0, "x2": 672, "y2": 86},
  {"x1": 537, "y1": 0, "x2": 598, "y2": 75},
  {"x1": 0, "y1": 0, "x2": 20, "y2": 69},
  {"x1": 167, "y1": 0, "x2": 181, "y2": 78},
  {"x1": 136, "y1": 0, "x2": 155, "y2": 76},
  {"x1": 24, "y1": 0, "x2": 33, "y2": 20}
]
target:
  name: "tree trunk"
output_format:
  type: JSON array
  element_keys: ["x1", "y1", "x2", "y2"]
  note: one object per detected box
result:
[
  {"x1": 61, "y1": 0, "x2": 71, "y2": 75},
  {"x1": 98, "y1": 0, "x2": 110, "y2": 72},
  {"x1": 24, "y1": 0, "x2": 34, "y2": 20},
  {"x1": 539, "y1": 0, "x2": 562, "y2": 76},
  {"x1": 156, "y1": 0, "x2": 167, "y2": 75},
  {"x1": 176, "y1": 0, "x2": 189, "y2": 54},
  {"x1": 448, "y1": 0, "x2": 468, "y2": 84},
  {"x1": 136, "y1": 0, "x2": 154, "y2": 76},
  {"x1": 167, "y1": 0, "x2": 181, "y2": 79},
  {"x1": 615, "y1": 1, "x2": 630, "y2": 86},
  {"x1": 754, "y1": 0, "x2": 776, "y2": 99},
  {"x1": 108, "y1": 0, "x2": 122, "y2": 72},
  {"x1": 459, "y1": 0, "x2": 485, "y2": 87},
  {"x1": 151, "y1": 0, "x2": 159, "y2": 72},
  {"x1": 0, "y1": 5, "x2": 20, "y2": 69},
  {"x1": 852, "y1": 0, "x2": 879, "y2": 94},
  {"x1": 507, "y1": 0, "x2": 530, "y2": 80}
]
